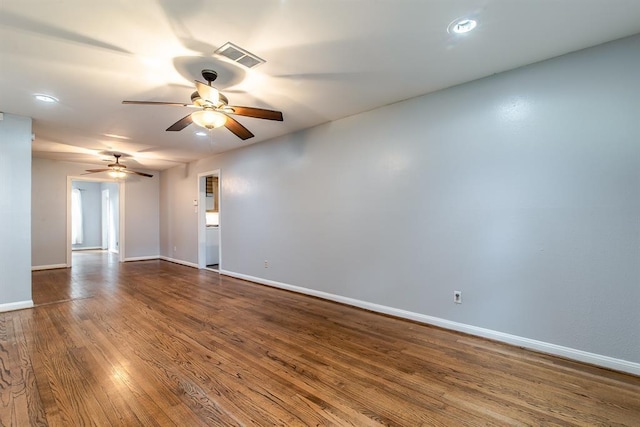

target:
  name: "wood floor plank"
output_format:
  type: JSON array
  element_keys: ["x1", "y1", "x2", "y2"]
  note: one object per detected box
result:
[
  {"x1": 0, "y1": 314, "x2": 21, "y2": 427},
  {"x1": 12, "y1": 311, "x2": 48, "y2": 427},
  {"x1": 112, "y1": 291, "x2": 333, "y2": 425},
  {"x1": 78, "y1": 297, "x2": 238, "y2": 426},
  {"x1": 0, "y1": 251, "x2": 636, "y2": 426},
  {"x1": 87, "y1": 319, "x2": 210, "y2": 426},
  {"x1": 76, "y1": 314, "x2": 181, "y2": 426}
]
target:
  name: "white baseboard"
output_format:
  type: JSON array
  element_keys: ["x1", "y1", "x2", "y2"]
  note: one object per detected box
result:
[
  {"x1": 219, "y1": 269, "x2": 640, "y2": 376},
  {"x1": 124, "y1": 255, "x2": 160, "y2": 262},
  {"x1": 32, "y1": 264, "x2": 68, "y2": 271},
  {"x1": 72, "y1": 246, "x2": 102, "y2": 251},
  {"x1": 0, "y1": 300, "x2": 34, "y2": 312},
  {"x1": 159, "y1": 256, "x2": 199, "y2": 269}
]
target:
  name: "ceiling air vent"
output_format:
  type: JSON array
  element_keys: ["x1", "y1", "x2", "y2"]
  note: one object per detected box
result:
[{"x1": 214, "y1": 42, "x2": 265, "y2": 69}]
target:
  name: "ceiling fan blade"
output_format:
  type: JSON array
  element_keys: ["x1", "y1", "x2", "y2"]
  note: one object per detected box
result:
[
  {"x1": 166, "y1": 114, "x2": 193, "y2": 131},
  {"x1": 123, "y1": 169, "x2": 154, "y2": 178},
  {"x1": 226, "y1": 106, "x2": 283, "y2": 121},
  {"x1": 123, "y1": 100, "x2": 192, "y2": 107},
  {"x1": 223, "y1": 115, "x2": 254, "y2": 140},
  {"x1": 85, "y1": 169, "x2": 111, "y2": 173},
  {"x1": 195, "y1": 80, "x2": 218, "y2": 103}
]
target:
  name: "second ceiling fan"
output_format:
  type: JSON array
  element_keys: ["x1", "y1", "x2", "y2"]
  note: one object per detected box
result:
[
  {"x1": 84, "y1": 154, "x2": 153, "y2": 178},
  {"x1": 123, "y1": 69, "x2": 283, "y2": 140}
]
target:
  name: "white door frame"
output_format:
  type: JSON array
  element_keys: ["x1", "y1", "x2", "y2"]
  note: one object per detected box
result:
[
  {"x1": 197, "y1": 169, "x2": 221, "y2": 269},
  {"x1": 67, "y1": 176, "x2": 125, "y2": 267}
]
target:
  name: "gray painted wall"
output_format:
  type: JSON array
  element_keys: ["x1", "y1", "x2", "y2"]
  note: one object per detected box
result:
[
  {"x1": 123, "y1": 169, "x2": 160, "y2": 258},
  {"x1": 0, "y1": 113, "x2": 32, "y2": 308},
  {"x1": 32, "y1": 158, "x2": 160, "y2": 266},
  {"x1": 159, "y1": 35, "x2": 640, "y2": 365},
  {"x1": 160, "y1": 167, "x2": 199, "y2": 262}
]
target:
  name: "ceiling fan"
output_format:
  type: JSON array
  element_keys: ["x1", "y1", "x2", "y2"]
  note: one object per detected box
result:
[
  {"x1": 122, "y1": 69, "x2": 283, "y2": 140},
  {"x1": 84, "y1": 154, "x2": 153, "y2": 178}
]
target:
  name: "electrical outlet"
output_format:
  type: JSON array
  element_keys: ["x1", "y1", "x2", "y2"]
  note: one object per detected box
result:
[
  {"x1": 264, "y1": 260, "x2": 269, "y2": 268},
  {"x1": 174, "y1": 246, "x2": 177, "y2": 252},
  {"x1": 454, "y1": 291, "x2": 462, "y2": 304}
]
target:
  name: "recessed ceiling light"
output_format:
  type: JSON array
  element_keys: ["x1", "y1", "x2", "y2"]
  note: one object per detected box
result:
[
  {"x1": 195, "y1": 131, "x2": 208, "y2": 137},
  {"x1": 34, "y1": 94, "x2": 58, "y2": 103},
  {"x1": 448, "y1": 18, "x2": 477, "y2": 34}
]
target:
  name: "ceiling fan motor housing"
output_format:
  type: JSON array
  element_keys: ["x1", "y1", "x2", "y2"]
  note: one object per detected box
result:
[{"x1": 202, "y1": 69, "x2": 218, "y2": 84}]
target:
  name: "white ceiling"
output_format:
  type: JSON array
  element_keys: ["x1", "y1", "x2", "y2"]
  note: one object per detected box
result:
[{"x1": 2, "y1": 0, "x2": 640, "y2": 171}]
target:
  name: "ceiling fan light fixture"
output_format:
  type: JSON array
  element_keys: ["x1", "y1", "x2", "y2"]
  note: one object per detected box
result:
[
  {"x1": 109, "y1": 170, "x2": 126, "y2": 179},
  {"x1": 192, "y1": 109, "x2": 227, "y2": 129}
]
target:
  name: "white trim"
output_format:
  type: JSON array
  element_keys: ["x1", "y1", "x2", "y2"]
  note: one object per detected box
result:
[
  {"x1": 124, "y1": 255, "x2": 160, "y2": 262},
  {"x1": 159, "y1": 256, "x2": 199, "y2": 269},
  {"x1": 118, "y1": 182, "x2": 125, "y2": 262},
  {"x1": 0, "y1": 300, "x2": 34, "y2": 312},
  {"x1": 197, "y1": 170, "x2": 221, "y2": 270},
  {"x1": 67, "y1": 177, "x2": 125, "y2": 267},
  {"x1": 72, "y1": 246, "x2": 102, "y2": 251},
  {"x1": 32, "y1": 264, "x2": 67, "y2": 271},
  {"x1": 219, "y1": 269, "x2": 640, "y2": 376}
]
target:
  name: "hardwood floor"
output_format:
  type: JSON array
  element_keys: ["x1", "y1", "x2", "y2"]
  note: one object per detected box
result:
[{"x1": 1, "y1": 252, "x2": 639, "y2": 426}]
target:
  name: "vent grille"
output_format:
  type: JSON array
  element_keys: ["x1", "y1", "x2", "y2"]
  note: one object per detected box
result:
[{"x1": 215, "y1": 42, "x2": 265, "y2": 69}]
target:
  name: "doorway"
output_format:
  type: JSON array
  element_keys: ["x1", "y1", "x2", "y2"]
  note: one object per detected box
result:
[
  {"x1": 197, "y1": 170, "x2": 221, "y2": 272},
  {"x1": 67, "y1": 177, "x2": 124, "y2": 267}
]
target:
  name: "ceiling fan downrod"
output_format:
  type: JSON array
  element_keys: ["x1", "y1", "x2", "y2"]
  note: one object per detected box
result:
[{"x1": 201, "y1": 69, "x2": 218, "y2": 85}]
